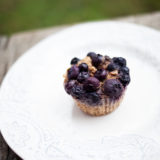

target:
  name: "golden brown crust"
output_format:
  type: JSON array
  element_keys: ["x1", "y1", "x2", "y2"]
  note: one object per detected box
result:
[
  {"x1": 107, "y1": 70, "x2": 119, "y2": 80},
  {"x1": 74, "y1": 93, "x2": 124, "y2": 116},
  {"x1": 110, "y1": 70, "x2": 118, "y2": 76}
]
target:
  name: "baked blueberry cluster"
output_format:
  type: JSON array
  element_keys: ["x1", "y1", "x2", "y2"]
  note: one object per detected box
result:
[{"x1": 64, "y1": 52, "x2": 130, "y2": 106}]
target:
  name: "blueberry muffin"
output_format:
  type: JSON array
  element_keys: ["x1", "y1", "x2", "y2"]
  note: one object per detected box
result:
[{"x1": 64, "y1": 52, "x2": 130, "y2": 116}]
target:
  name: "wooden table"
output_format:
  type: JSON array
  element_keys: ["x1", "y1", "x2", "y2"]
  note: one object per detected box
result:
[{"x1": 0, "y1": 12, "x2": 160, "y2": 159}]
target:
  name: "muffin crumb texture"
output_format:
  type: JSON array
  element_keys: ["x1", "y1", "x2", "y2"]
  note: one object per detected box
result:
[{"x1": 64, "y1": 52, "x2": 131, "y2": 116}]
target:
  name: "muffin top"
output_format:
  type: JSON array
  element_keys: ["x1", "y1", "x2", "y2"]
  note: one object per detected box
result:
[{"x1": 64, "y1": 52, "x2": 130, "y2": 106}]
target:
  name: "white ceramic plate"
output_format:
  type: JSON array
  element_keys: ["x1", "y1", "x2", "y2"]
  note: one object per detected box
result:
[{"x1": 0, "y1": 21, "x2": 160, "y2": 160}]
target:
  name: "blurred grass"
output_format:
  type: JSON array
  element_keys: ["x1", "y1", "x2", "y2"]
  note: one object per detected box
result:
[{"x1": 0, "y1": 0, "x2": 160, "y2": 35}]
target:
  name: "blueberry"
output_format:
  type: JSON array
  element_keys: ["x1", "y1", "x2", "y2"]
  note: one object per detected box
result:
[
  {"x1": 70, "y1": 57, "x2": 80, "y2": 65},
  {"x1": 84, "y1": 77, "x2": 100, "y2": 91},
  {"x1": 112, "y1": 57, "x2": 126, "y2": 67},
  {"x1": 87, "y1": 52, "x2": 97, "y2": 58},
  {"x1": 71, "y1": 85, "x2": 85, "y2": 100},
  {"x1": 68, "y1": 65, "x2": 79, "y2": 80},
  {"x1": 118, "y1": 66, "x2": 130, "y2": 87},
  {"x1": 65, "y1": 80, "x2": 77, "y2": 94},
  {"x1": 77, "y1": 72, "x2": 89, "y2": 83},
  {"x1": 119, "y1": 66, "x2": 129, "y2": 75},
  {"x1": 92, "y1": 54, "x2": 103, "y2": 67},
  {"x1": 119, "y1": 74, "x2": 130, "y2": 87},
  {"x1": 94, "y1": 69, "x2": 107, "y2": 81},
  {"x1": 84, "y1": 92, "x2": 101, "y2": 105},
  {"x1": 87, "y1": 52, "x2": 103, "y2": 67},
  {"x1": 103, "y1": 79, "x2": 124, "y2": 99},
  {"x1": 79, "y1": 63, "x2": 88, "y2": 72},
  {"x1": 106, "y1": 63, "x2": 119, "y2": 71}
]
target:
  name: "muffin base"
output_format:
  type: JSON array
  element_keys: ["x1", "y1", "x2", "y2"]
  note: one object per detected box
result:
[{"x1": 74, "y1": 94, "x2": 124, "y2": 116}]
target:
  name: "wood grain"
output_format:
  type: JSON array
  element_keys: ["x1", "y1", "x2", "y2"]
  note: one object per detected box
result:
[{"x1": 0, "y1": 12, "x2": 160, "y2": 160}]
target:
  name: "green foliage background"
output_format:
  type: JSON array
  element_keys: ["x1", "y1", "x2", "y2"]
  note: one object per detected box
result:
[{"x1": 0, "y1": 0, "x2": 160, "y2": 35}]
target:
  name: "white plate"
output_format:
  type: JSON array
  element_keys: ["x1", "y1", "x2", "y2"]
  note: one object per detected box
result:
[{"x1": 0, "y1": 21, "x2": 160, "y2": 160}]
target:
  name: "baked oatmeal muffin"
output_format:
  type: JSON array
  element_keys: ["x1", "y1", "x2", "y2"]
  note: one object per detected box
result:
[{"x1": 64, "y1": 52, "x2": 130, "y2": 116}]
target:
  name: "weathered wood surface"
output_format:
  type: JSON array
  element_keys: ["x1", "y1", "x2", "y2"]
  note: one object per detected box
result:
[{"x1": 0, "y1": 12, "x2": 160, "y2": 159}]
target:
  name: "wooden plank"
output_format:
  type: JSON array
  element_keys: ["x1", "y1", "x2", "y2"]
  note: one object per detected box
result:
[{"x1": 116, "y1": 11, "x2": 160, "y2": 30}]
